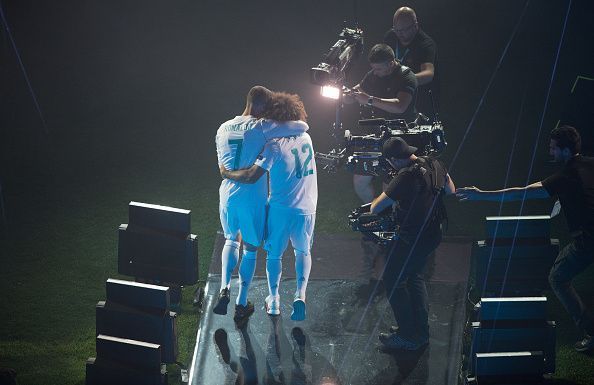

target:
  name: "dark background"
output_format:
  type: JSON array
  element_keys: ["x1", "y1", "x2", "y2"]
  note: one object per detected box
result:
[
  {"x1": 1, "y1": 0, "x2": 593, "y2": 238},
  {"x1": 1, "y1": 1, "x2": 594, "y2": 383}
]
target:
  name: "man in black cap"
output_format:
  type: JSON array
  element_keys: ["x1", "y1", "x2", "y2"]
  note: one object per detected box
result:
[{"x1": 370, "y1": 137, "x2": 455, "y2": 351}]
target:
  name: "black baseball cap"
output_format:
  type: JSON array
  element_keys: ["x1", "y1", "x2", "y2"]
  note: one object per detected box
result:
[{"x1": 382, "y1": 137, "x2": 417, "y2": 159}]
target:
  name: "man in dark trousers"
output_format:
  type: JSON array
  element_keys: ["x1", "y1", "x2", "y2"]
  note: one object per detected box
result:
[
  {"x1": 370, "y1": 137, "x2": 455, "y2": 350},
  {"x1": 457, "y1": 125, "x2": 594, "y2": 352}
]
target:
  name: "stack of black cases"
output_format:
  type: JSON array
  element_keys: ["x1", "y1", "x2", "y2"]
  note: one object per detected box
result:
[
  {"x1": 466, "y1": 297, "x2": 556, "y2": 383},
  {"x1": 465, "y1": 216, "x2": 558, "y2": 384},
  {"x1": 86, "y1": 279, "x2": 178, "y2": 385}
]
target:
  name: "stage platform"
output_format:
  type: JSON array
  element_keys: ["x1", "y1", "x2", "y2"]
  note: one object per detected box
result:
[{"x1": 189, "y1": 233, "x2": 471, "y2": 385}]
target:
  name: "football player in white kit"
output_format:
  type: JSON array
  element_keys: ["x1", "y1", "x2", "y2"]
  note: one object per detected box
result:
[
  {"x1": 215, "y1": 86, "x2": 309, "y2": 326},
  {"x1": 221, "y1": 92, "x2": 317, "y2": 321}
]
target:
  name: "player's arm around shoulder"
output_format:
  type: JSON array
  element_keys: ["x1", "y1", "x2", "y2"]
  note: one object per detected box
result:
[
  {"x1": 259, "y1": 119, "x2": 309, "y2": 140},
  {"x1": 219, "y1": 163, "x2": 266, "y2": 184},
  {"x1": 219, "y1": 140, "x2": 280, "y2": 184}
]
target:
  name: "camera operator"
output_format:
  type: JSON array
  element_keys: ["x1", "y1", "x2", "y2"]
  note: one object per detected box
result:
[
  {"x1": 384, "y1": 7, "x2": 438, "y2": 120},
  {"x1": 345, "y1": 43, "x2": 418, "y2": 203},
  {"x1": 370, "y1": 137, "x2": 455, "y2": 351}
]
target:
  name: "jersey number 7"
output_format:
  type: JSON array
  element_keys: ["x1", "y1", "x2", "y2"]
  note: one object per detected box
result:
[{"x1": 228, "y1": 139, "x2": 243, "y2": 170}]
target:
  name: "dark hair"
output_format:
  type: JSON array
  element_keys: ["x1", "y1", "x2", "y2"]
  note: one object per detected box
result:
[
  {"x1": 368, "y1": 43, "x2": 395, "y2": 64},
  {"x1": 263, "y1": 92, "x2": 307, "y2": 122},
  {"x1": 247, "y1": 85, "x2": 272, "y2": 111},
  {"x1": 550, "y1": 125, "x2": 581, "y2": 155}
]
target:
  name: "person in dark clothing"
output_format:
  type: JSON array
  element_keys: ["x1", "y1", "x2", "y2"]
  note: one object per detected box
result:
[
  {"x1": 384, "y1": 7, "x2": 438, "y2": 120},
  {"x1": 346, "y1": 43, "x2": 418, "y2": 204},
  {"x1": 348, "y1": 43, "x2": 418, "y2": 123},
  {"x1": 457, "y1": 125, "x2": 594, "y2": 353},
  {"x1": 370, "y1": 137, "x2": 455, "y2": 351}
]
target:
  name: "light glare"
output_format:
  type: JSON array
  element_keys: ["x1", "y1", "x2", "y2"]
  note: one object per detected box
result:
[{"x1": 321, "y1": 85, "x2": 340, "y2": 100}]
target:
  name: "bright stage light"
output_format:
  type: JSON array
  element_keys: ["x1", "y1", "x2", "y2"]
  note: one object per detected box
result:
[{"x1": 321, "y1": 85, "x2": 340, "y2": 100}]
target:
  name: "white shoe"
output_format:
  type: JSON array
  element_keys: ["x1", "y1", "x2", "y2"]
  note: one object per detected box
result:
[
  {"x1": 265, "y1": 295, "x2": 280, "y2": 316},
  {"x1": 291, "y1": 297, "x2": 306, "y2": 321}
]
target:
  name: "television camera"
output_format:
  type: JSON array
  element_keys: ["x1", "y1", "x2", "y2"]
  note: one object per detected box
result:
[
  {"x1": 310, "y1": 27, "x2": 364, "y2": 87},
  {"x1": 315, "y1": 116, "x2": 447, "y2": 177}
]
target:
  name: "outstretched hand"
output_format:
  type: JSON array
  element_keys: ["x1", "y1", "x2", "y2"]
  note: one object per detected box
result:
[{"x1": 455, "y1": 186, "x2": 482, "y2": 201}]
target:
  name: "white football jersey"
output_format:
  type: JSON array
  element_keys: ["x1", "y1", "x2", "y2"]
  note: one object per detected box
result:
[
  {"x1": 255, "y1": 133, "x2": 318, "y2": 214},
  {"x1": 216, "y1": 116, "x2": 309, "y2": 207}
]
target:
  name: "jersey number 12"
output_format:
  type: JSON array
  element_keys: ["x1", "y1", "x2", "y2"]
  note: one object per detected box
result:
[{"x1": 291, "y1": 144, "x2": 314, "y2": 179}]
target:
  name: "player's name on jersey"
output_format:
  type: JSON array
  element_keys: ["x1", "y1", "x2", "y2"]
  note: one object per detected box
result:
[{"x1": 223, "y1": 125, "x2": 251, "y2": 133}]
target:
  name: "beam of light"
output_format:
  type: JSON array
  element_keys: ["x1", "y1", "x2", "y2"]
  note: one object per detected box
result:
[
  {"x1": 0, "y1": 180, "x2": 6, "y2": 226},
  {"x1": 0, "y1": 1, "x2": 48, "y2": 134},
  {"x1": 483, "y1": 87, "x2": 527, "y2": 353},
  {"x1": 496, "y1": 0, "x2": 572, "y2": 312},
  {"x1": 448, "y1": 0, "x2": 531, "y2": 174},
  {"x1": 481, "y1": 85, "x2": 527, "y2": 299},
  {"x1": 321, "y1": 85, "x2": 341, "y2": 100}
]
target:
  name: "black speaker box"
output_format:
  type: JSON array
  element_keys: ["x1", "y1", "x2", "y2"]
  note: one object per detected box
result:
[
  {"x1": 474, "y1": 351, "x2": 545, "y2": 379},
  {"x1": 485, "y1": 215, "x2": 551, "y2": 242},
  {"x1": 473, "y1": 239, "x2": 558, "y2": 296},
  {"x1": 128, "y1": 201, "x2": 191, "y2": 236},
  {"x1": 106, "y1": 278, "x2": 170, "y2": 314},
  {"x1": 478, "y1": 297, "x2": 547, "y2": 321},
  {"x1": 470, "y1": 321, "x2": 556, "y2": 375},
  {"x1": 85, "y1": 357, "x2": 168, "y2": 385},
  {"x1": 96, "y1": 334, "x2": 161, "y2": 372},
  {"x1": 96, "y1": 301, "x2": 178, "y2": 363},
  {"x1": 118, "y1": 225, "x2": 198, "y2": 285}
]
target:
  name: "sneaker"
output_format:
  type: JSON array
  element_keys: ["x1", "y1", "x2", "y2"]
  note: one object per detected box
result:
[
  {"x1": 233, "y1": 301, "x2": 254, "y2": 328},
  {"x1": 265, "y1": 295, "x2": 281, "y2": 316},
  {"x1": 291, "y1": 298, "x2": 306, "y2": 321},
  {"x1": 379, "y1": 332, "x2": 426, "y2": 351},
  {"x1": 389, "y1": 325, "x2": 399, "y2": 334},
  {"x1": 213, "y1": 288, "x2": 230, "y2": 315},
  {"x1": 575, "y1": 334, "x2": 594, "y2": 352}
]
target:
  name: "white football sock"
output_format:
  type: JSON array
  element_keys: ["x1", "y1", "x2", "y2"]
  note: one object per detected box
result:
[
  {"x1": 266, "y1": 255, "x2": 282, "y2": 297},
  {"x1": 220, "y1": 239, "x2": 240, "y2": 292},
  {"x1": 236, "y1": 249, "x2": 257, "y2": 306},
  {"x1": 295, "y1": 251, "x2": 312, "y2": 299}
]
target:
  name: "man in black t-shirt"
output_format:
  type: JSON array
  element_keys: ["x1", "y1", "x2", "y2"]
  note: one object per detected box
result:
[
  {"x1": 345, "y1": 43, "x2": 418, "y2": 203},
  {"x1": 348, "y1": 43, "x2": 418, "y2": 122},
  {"x1": 384, "y1": 7, "x2": 438, "y2": 120},
  {"x1": 370, "y1": 137, "x2": 455, "y2": 351},
  {"x1": 457, "y1": 126, "x2": 594, "y2": 353}
]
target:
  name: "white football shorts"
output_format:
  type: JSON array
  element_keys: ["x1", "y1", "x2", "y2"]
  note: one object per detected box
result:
[
  {"x1": 264, "y1": 206, "x2": 315, "y2": 257},
  {"x1": 219, "y1": 203, "x2": 266, "y2": 247}
]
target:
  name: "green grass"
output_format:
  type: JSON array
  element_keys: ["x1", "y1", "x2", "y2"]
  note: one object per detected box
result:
[
  {"x1": 1, "y1": 162, "x2": 593, "y2": 384},
  {"x1": 0, "y1": 160, "x2": 219, "y2": 384}
]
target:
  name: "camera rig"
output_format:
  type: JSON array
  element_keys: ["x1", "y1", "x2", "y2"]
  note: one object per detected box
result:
[
  {"x1": 310, "y1": 27, "x2": 364, "y2": 87},
  {"x1": 348, "y1": 203, "x2": 399, "y2": 245},
  {"x1": 315, "y1": 117, "x2": 447, "y2": 177}
]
